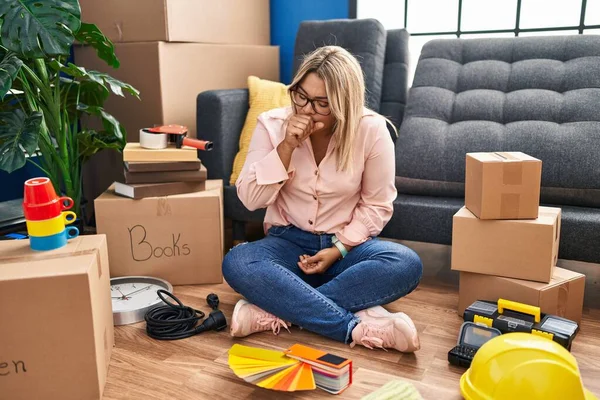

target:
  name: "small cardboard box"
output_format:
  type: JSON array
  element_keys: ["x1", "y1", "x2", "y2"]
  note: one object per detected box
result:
[
  {"x1": 0, "y1": 235, "x2": 113, "y2": 400},
  {"x1": 79, "y1": 0, "x2": 270, "y2": 45},
  {"x1": 465, "y1": 152, "x2": 542, "y2": 219},
  {"x1": 94, "y1": 180, "x2": 223, "y2": 285},
  {"x1": 451, "y1": 206, "x2": 561, "y2": 283},
  {"x1": 458, "y1": 268, "x2": 585, "y2": 324}
]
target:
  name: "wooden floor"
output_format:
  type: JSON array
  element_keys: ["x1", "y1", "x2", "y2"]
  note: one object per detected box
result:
[{"x1": 102, "y1": 279, "x2": 600, "y2": 400}]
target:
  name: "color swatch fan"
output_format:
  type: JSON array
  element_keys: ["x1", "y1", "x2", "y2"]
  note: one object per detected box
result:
[
  {"x1": 285, "y1": 343, "x2": 353, "y2": 394},
  {"x1": 228, "y1": 344, "x2": 353, "y2": 394},
  {"x1": 228, "y1": 344, "x2": 315, "y2": 392}
]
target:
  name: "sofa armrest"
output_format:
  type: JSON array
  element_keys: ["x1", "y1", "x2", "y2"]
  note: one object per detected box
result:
[{"x1": 196, "y1": 89, "x2": 249, "y2": 182}]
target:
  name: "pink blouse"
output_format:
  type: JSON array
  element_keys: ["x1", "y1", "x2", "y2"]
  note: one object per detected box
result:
[{"x1": 235, "y1": 106, "x2": 397, "y2": 246}]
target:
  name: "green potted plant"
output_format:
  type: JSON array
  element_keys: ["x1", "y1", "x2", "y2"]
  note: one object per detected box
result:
[{"x1": 0, "y1": 0, "x2": 139, "y2": 222}]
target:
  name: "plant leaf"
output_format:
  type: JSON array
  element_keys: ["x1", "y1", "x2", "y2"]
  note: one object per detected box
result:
[
  {"x1": 89, "y1": 71, "x2": 140, "y2": 98},
  {"x1": 78, "y1": 128, "x2": 123, "y2": 162},
  {"x1": 61, "y1": 77, "x2": 109, "y2": 113},
  {"x1": 0, "y1": 50, "x2": 23, "y2": 99},
  {"x1": 0, "y1": 0, "x2": 81, "y2": 58},
  {"x1": 74, "y1": 23, "x2": 120, "y2": 68},
  {"x1": 77, "y1": 104, "x2": 126, "y2": 148},
  {"x1": 0, "y1": 92, "x2": 25, "y2": 112},
  {"x1": 49, "y1": 61, "x2": 140, "y2": 99},
  {"x1": 48, "y1": 60, "x2": 86, "y2": 77},
  {"x1": 0, "y1": 110, "x2": 41, "y2": 173}
]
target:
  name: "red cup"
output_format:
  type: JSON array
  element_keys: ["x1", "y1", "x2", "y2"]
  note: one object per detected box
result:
[
  {"x1": 22, "y1": 177, "x2": 74, "y2": 221},
  {"x1": 23, "y1": 197, "x2": 74, "y2": 221},
  {"x1": 23, "y1": 177, "x2": 58, "y2": 205}
]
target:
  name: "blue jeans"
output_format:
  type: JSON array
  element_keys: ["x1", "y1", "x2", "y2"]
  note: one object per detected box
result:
[{"x1": 222, "y1": 225, "x2": 423, "y2": 344}]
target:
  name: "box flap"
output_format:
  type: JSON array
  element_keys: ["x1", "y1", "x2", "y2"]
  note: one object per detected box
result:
[
  {"x1": 0, "y1": 235, "x2": 106, "y2": 263},
  {"x1": 0, "y1": 254, "x2": 96, "y2": 280},
  {"x1": 467, "y1": 152, "x2": 541, "y2": 163},
  {"x1": 549, "y1": 267, "x2": 585, "y2": 284},
  {"x1": 502, "y1": 267, "x2": 584, "y2": 290},
  {"x1": 454, "y1": 206, "x2": 560, "y2": 225}
]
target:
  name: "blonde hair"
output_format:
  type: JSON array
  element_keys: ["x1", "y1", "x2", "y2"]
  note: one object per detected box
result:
[{"x1": 289, "y1": 46, "x2": 365, "y2": 172}]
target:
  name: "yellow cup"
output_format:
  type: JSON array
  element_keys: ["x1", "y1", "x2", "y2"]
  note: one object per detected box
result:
[{"x1": 26, "y1": 211, "x2": 77, "y2": 237}]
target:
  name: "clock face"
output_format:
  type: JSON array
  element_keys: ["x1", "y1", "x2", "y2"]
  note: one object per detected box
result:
[
  {"x1": 109, "y1": 276, "x2": 173, "y2": 325},
  {"x1": 111, "y1": 282, "x2": 165, "y2": 312}
]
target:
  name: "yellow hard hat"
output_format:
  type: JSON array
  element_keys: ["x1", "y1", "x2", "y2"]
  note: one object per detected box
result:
[{"x1": 461, "y1": 332, "x2": 597, "y2": 400}]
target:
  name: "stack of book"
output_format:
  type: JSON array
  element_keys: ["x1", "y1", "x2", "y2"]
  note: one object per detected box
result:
[{"x1": 115, "y1": 143, "x2": 207, "y2": 199}]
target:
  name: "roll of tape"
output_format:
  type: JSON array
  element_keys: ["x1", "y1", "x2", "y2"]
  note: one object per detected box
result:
[{"x1": 140, "y1": 129, "x2": 168, "y2": 149}]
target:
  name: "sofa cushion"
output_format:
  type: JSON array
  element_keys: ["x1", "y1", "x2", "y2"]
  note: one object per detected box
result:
[
  {"x1": 381, "y1": 194, "x2": 600, "y2": 264},
  {"x1": 380, "y1": 29, "x2": 410, "y2": 133},
  {"x1": 396, "y1": 35, "x2": 600, "y2": 208},
  {"x1": 293, "y1": 18, "x2": 387, "y2": 111}
]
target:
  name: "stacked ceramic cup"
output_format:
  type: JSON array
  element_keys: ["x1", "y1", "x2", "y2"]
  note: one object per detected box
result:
[{"x1": 23, "y1": 177, "x2": 80, "y2": 251}]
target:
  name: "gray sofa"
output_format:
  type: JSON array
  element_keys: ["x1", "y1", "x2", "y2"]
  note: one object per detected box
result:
[
  {"x1": 197, "y1": 19, "x2": 409, "y2": 240},
  {"x1": 197, "y1": 23, "x2": 600, "y2": 265},
  {"x1": 385, "y1": 34, "x2": 600, "y2": 264}
]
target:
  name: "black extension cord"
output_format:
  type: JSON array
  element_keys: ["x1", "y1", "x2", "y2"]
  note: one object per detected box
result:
[{"x1": 144, "y1": 290, "x2": 228, "y2": 340}]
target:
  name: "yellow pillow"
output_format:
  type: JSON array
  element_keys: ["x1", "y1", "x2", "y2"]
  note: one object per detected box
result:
[{"x1": 229, "y1": 76, "x2": 291, "y2": 186}]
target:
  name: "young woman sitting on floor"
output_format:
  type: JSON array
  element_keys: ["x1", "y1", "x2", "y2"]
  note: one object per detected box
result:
[{"x1": 222, "y1": 45, "x2": 423, "y2": 353}]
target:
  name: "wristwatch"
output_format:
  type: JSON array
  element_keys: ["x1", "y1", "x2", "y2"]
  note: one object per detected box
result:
[{"x1": 332, "y1": 235, "x2": 348, "y2": 258}]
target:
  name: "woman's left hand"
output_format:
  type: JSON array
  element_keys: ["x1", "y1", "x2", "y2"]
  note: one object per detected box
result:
[{"x1": 298, "y1": 248, "x2": 341, "y2": 274}]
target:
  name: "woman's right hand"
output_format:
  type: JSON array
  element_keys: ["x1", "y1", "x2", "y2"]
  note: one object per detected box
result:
[{"x1": 281, "y1": 115, "x2": 325, "y2": 151}]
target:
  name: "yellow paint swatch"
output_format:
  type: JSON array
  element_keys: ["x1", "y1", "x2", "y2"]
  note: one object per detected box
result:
[{"x1": 227, "y1": 343, "x2": 346, "y2": 393}]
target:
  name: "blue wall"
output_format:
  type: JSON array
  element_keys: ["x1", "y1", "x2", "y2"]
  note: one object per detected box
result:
[
  {"x1": 270, "y1": 0, "x2": 349, "y2": 84},
  {"x1": 0, "y1": 159, "x2": 46, "y2": 202}
]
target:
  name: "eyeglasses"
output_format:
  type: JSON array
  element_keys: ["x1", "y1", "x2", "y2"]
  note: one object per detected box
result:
[{"x1": 289, "y1": 88, "x2": 331, "y2": 116}]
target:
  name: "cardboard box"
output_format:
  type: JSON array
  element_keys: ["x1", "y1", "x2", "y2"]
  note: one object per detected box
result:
[
  {"x1": 451, "y1": 206, "x2": 561, "y2": 283},
  {"x1": 0, "y1": 235, "x2": 113, "y2": 400},
  {"x1": 458, "y1": 268, "x2": 585, "y2": 324},
  {"x1": 465, "y1": 152, "x2": 542, "y2": 219},
  {"x1": 79, "y1": 0, "x2": 270, "y2": 45},
  {"x1": 74, "y1": 42, "x2": 279, "y2": 140},
  {"x1": 94, "y1": 180, "x2": 224, "y2": 285}
]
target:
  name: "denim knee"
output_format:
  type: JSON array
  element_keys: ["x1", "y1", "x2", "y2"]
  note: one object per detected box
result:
[
  {"x1": 403, "y1": 246, "x2": 424, "y2": 285},
  {"x1": 378, "y1": 242, "x2": 423, "y2": 291},
  {"x1": 222, "y1": 242, "x2": 249, "y2": 289}
]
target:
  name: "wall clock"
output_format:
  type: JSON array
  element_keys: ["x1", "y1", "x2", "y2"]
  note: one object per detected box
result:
[{"x1": 110, "y1": 276, "x2": 173, "y2": 325}]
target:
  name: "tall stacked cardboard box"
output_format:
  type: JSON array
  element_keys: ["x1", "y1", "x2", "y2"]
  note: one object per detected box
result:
[
  {"x1": 76, "y1": 0, "x2": 278, "y2": 206},
  {"x1": 81, "y1": 1, "x2": 269, "y2": 285},
  {"x1": 452, "y1": 152, "x2": 585, "y2": 323}
]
